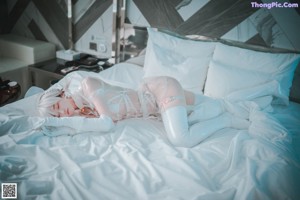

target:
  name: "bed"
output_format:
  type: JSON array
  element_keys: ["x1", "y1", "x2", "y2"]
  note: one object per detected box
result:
[{"x1": 1, "y1": 28, "x2": 300, "y2": 200}]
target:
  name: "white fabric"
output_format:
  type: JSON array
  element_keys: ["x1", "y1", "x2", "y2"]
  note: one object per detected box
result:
[
  {"x1": 1, "y1": 67, "x2": 300, "y2": 199},
  {"x1": 204, "y1": 43, "x2": 300, "y2": 105},
  {"x1": 272, "y1": 101, "x2": 300, "y2": 158},
  {"x1": 51, "y1": 63, "x2": 144, "y2": 95},
  {"x1": 144, "y1": 28, "x2": 217, "y2": 94},
  {"x1": 98, "y1": 62, "x2": 144, "y2": 90},
  {"x1": 83, "y1": 78, "x2": 153, "y2": 121},
  {"x1": 125, "y1": 54, "x2": 145, "y2": 67},
  {"x1": 162, "y1": 106, "x2": 249, "y2": 148},
  {"x1": 40, "y1": 115, "x2": 114, "y2": 136},
  {"x1": 1, "y1": 99, "x2": 299, "y2": 199},
  {"x1": 24, "y1": 86, "x2": 44, "y2": 98}
]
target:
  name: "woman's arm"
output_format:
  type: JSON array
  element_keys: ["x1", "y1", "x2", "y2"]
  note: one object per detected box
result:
[
  {"x1": 81, "y1": 77, "x2": 105, "y2": 95},
  {"x1": 81, "y1": 77, "x2": 112, "y2": 117},
  {"x1": 41, "y1": 115, "x2": 115, "y2": 136}
]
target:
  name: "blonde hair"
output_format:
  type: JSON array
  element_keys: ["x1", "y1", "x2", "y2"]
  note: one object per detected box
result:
[{"x1": 37, "y1": 88, "x2": 63, "y2": 117}]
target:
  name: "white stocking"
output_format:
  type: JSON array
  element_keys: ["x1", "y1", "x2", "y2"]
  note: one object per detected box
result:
[
  {"x1": 162, "y1": 106, "x2": 233, "y2": 148},
  {"x1": 145, "y1": 76, "x2": 250, "y2": 148},
  {"x1": 189, "y1": 96, "x2": 224, "y2": 124}
]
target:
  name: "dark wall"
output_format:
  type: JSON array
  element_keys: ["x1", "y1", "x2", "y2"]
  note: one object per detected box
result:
[{"x1": 0, "y1": 0, "x2": 8, "y2": 34}]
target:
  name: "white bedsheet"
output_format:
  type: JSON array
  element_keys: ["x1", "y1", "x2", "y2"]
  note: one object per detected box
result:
[
  {"x1": 273, "y1": 102, "x2": 300, "y2": 159},
  {"x1": 1, "y1": 64, "x2": 300, "y2": 200}
]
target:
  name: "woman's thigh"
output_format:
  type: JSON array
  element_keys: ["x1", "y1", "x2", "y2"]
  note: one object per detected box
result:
[{"x1": 143, "y1": 76, "x2": 187, "y2": 111}]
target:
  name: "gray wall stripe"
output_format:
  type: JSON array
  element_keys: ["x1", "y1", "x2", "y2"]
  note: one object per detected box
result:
[
  {"x1": 6, "y1": 0, "x2": 31, "y2": 33},
  {"x1": 74, "y1": 0, "x2": 113, "y2": 42},
  {"x1": 32, "y1": 0, "x2": 69, "y2": 48},
  {"x1": 0, "y1": 0, "x2": 9, "y2": 33},
  {"x1": 176, "y1": 0, "x2": 261, "y2": 37},
  {"x1": 245, "y1": 33, "x2": 268, "y2": 46},
  {"x1": 28, "y1": 19, "x2": 48, "y2": 42},
  {"x1": 132, "y1": 0, "x2": 183, "y2": 30}
]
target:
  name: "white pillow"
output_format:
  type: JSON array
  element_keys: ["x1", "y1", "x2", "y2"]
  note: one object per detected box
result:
[
  {"x1": 99, "y1": 62, "x2": 144, "y2": 89},
  {"x1": 204, "y1": 43, "x2": 300, "y2": 105},
  {"x1": 144, "y1": 28, "x2": 217, "y2": 94}
]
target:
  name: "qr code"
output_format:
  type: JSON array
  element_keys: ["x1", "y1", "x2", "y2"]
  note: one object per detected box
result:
[{"x1": 1, "y1": 183, "x2": 17, "y2": 199}]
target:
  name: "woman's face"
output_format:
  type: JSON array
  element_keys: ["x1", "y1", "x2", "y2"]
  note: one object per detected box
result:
[{"x1": 51, "y1": 96, "x2": 77, "y2": 117}]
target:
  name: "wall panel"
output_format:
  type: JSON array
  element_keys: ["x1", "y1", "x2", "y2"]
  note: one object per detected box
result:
[
  {"x1": 1, "y1": 0, "x2": 113, "y2": 58},
  {"x1": 126, "y1": 0, "x2": 300, "y2": 51}
]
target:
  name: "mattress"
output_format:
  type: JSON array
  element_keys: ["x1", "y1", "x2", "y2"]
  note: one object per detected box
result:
[{"x1": 0, "y1": 63, "x2": 299, "y2": 200}]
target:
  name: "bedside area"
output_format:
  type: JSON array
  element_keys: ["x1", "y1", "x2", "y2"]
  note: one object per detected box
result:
[
  {"x1": 28, "y1": 57, "x2": 107, "y2": 90},
  {"x1": 0, "y1": 34, "x2": 56, "y2": 100}
]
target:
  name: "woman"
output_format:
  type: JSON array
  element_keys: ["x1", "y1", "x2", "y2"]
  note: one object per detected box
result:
[{"x1": 38, "y1": 76, "x2": 249, "y2": 147}]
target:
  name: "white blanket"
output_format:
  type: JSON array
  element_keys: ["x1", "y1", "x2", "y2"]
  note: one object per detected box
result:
[{"x1": 0, "y1": 64, "x2": 299, "y2": 200}]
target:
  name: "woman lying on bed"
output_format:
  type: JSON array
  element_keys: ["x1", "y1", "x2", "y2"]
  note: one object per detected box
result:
[{"x1": 37, "y1": 76, "x2": 249, "y2": 148}]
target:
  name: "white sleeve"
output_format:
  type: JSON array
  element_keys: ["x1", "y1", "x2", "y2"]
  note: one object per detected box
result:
[{"x1": 41, "y1": 115, "x2": 114, "y2": 137}]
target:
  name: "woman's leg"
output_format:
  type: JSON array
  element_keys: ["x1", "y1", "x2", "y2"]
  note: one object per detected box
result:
[
  {"x1": 145, "y1": 76, "x2": 246, "y2": 148},
  {"x1": 162, "y1": 106, "x2": 241, "y2": 147}
]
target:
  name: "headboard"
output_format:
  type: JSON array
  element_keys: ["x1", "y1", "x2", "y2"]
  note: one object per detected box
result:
[{"x1": 124, "y1": 0, "x2": 300, "y2": 103}]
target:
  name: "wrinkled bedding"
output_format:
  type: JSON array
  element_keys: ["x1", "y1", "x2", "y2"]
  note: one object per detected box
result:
[{"x1": 0, "y1": 64, "x2": 299, "y2": 200}]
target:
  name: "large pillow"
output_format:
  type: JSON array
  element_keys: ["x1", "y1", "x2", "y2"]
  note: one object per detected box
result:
[
  {"x1": 144, "y1": 28, "x2": 217, "y2": 94},
  {"x1": 99, "y1": 62, "x2": 144, "y2": 89},
  {"x1": 204, "y1": 43, "x2": 300, "y2": 105}
]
